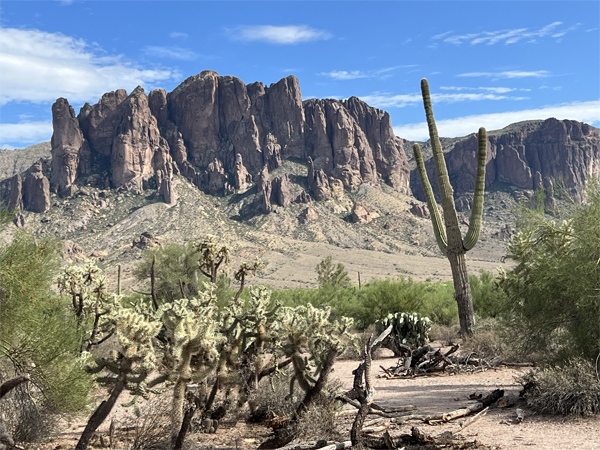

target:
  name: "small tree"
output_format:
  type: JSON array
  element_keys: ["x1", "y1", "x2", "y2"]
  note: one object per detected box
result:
[
  {"x1": 316, "y1": 256, "x2": 351, "y2": 288},
  {"x1": 0, "y1": 233, "x2": 94, "y2": 419}
]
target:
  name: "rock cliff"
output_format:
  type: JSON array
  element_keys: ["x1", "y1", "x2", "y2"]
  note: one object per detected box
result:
[
  {"x1": 15, "y1": 70, "x2": 409, "y2": 214},
  {"x1": 411, "y1": 118, "x2": 600, "y2": 203}
]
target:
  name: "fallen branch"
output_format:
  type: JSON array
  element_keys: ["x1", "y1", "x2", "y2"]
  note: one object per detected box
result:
[{"x1": 453, "y1": 406, "x2": 489, "y2": 434}]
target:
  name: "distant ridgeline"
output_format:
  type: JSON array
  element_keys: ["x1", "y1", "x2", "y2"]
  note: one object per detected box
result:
[{"x1": 1, "y1": 70, "x2": 599, "y2": 213}]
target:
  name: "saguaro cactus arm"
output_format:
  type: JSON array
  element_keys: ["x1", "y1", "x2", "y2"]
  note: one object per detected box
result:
[
  {"x1": 420, "y1": 79, "x2": 462, "y2": 242},
  {"x1": 463, "y1": 127, "x2": 488, "y2": 250},
  {"x1": 413, "y1": 143, "x2": 448, "y2": 254}
]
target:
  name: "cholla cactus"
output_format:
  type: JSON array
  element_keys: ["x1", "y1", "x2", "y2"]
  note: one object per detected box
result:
[
  {"x1": 157, "y1": 285, "x2": 223, "y2": 445},
  {"x1": 279, "y1": 304, "x2": 355, "y2": 413},
  {"x1": 76, "y1": 301, "x2": 162, "y2": 450},
  {"x1": 196, "y1": 235, "x2": 231, "y2": 282},
  {"x1": 57, "y1": 261, "x2": 119, "y2": 351},
  {"x1": 375, "y1": 312, "x2": 431, "y2": 356}
]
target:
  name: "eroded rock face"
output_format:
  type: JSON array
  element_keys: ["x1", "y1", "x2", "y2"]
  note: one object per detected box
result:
[
  {"x1": 271, "y1": 174, "x2": 292, "y2": 208},
  {"x1": 258, "y1": 165, "x2": 272, "y2": 213},
  {"x1": 110, "y1": 87, "x2": 160, "y2": 188},
  {"x1": 42, "y1": 70, "x2": 413, "y2": 213},
  {"x1": 234, "y1": 153, "x2": 252, "y2": 193},
  {"x1": 8, "y1": 174, "x2": 23, "y2": 211},
  {"x1": 411, "y1": 118, "x2": 600, "y2": 202},
  {"x1": 23, "y1": 161, "x2": 50, "y2": 213},
  {"x1": 51, "y1": 98, "x2": 87, "y2": 195}
]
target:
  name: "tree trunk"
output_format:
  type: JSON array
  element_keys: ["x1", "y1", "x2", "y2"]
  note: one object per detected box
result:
[
  {"x1": 448, "y1": 250, "x2": 475, "y2": 335},
  {"x1": 75, "y1": 362, "x2": 130, "y2": 450}
]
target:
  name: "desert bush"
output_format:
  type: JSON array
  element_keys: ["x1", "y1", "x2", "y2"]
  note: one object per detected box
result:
[
  {"x1": 248, "y1": 371, "x2": 343, "y2": 441},
  {"x1": 316, "y1": 256, "x2": 351, "y2": 289},
  {"x1": 429, "y1": 323, "x2": 460, "y2": 345},
  {"x1": 460, "y1": 318, "x2": 517, "y2": 362},
  {"x1": 469, "y1": 269, "x2": 506, "y2": 319},
  {"x1": 134, "y1": 241, "x2": 205, "y2": 302},
  {"x1": 518, "y1": 359, "x2": 600, "y2": 416},
  {"x1": 498, "y1": 182, "x2": 600, "y2": 361},
  {"x1": 0, "y1": 376, "x2": 53, "y2": 442},
  {"x1": 120, "y1": 395, "x2": 172, "y2": 450}
]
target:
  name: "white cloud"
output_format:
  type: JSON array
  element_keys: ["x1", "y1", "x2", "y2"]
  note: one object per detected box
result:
[
  {"x1": 231, "y1": 25, "x2": 331, "y2": 44},
  {"x1": 321, "y1": 66, "x2": 416, "y2": 80},
  {"x1": 169, "y1": 32, "x2": 189, "y2": 39},
  {"x1": 434, "y1": 22, "x2": 580, "y2": 46},
  {"x1": 458, "y1": 70, "x2": 550, "y2": 79},
  {"x1": 0, "y1": 27, "x2": 177, "y2": 105},
  {"x1": 143, "y1": 45, "x2": 198, "y2": 61},
  {"x1": 0, "y1": 121, "x2": 53, "y2": 148},
  {"x1": 393, "y1": 101, "x2": 600, "y2": 141},
  {"x1": 360, "y1": 91, "x2": 527, "y2": 109},
  {"x1": 441, "y1": 86, "x2": 516, "y2": 94}
]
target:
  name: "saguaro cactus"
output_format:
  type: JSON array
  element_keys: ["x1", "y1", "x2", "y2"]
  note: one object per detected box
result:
[{"x1": 412, "y1": 78, "x2": 487, "y2": 335}]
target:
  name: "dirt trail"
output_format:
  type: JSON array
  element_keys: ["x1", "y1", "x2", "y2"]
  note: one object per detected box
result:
[{"x1": 333, "y1": 352, "x2": 600, "y2": 450}]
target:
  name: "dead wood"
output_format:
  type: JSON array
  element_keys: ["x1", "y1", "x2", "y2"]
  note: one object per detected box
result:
[
  {"x1": 453, "y1": 406, "x2": 489, "y2": 434},
  {"x1": 0, "y1": 375, "x2": 30, "y2": 399}
]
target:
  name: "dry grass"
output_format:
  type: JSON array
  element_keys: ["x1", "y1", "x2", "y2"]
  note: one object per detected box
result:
[
  {"x1": 429, "y1": 323, "x2": 461, "y2": 346},
  {"x1": 118, "y1": 395, "x2": 171, "y2": 450},
  {"x1": 519, "y1": 359, "x2": 600, "y2": 416},
  {"x1": 247, "y1": 370, "x2": 344, "y2": 441}
]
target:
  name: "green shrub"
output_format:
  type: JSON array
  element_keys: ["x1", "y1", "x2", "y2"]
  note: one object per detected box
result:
[
  {"x1": 470, "y1": 269, "x2": 507, "y2": 319},
  {"x1": 498, "y1": 182, "x2": 600, "y2": 361},
  {"x1": 316, "y1": 256, "x2": 351, "y2": 289},
  {"x1": 133, "y1": 241, "x2": 204, "y2": 302},
  {"x1": 272, "y1": 276, "x2": 458, "y2": 330}
]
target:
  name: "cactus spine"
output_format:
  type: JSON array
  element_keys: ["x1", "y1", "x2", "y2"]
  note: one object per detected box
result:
[{"x1": 413, "y1": 78, "x2": 488, "y2": 335}]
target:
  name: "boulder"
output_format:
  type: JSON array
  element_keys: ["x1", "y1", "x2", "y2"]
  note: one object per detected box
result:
[
  {"x1": 62, "y1": 240, "x2": 86, "y2": 261},
  {"x1": 294, "y1": 190, "x2": 312, "y2": 204},
  {"x1": 410, "y1": 202, "x2": 430, "y2": 219},
  {"x1": 271, "y1": 174, "x2": 292, "y2": 207},
  {"x1": 299, "y1": 207, "x2": 318, "y2": 224},
  {"x1": 132, "y1": 232, "x2": 161, "y2": 249},
  {"x1": 351, "y1": 202, "x2": 378, "y2": 224},
  {"x1": 13, "y1": 213, "x2": 25, "y2": 228}
]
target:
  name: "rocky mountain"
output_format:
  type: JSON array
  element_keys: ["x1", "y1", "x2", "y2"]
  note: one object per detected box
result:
[
  {"x1": 0, "y1": 142, "x2": 51, "y2": 181},
  {"x1": 1, "y1": 71, "x2": 411, "y2": 215},
  {"x1": 1, "y1": 71, "x2": 598, "y2": 288},
  {"x1": 410, "y1": 118, "x2": 600, "y2": 207}
]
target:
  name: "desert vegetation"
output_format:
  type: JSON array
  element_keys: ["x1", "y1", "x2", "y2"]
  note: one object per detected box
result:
[{"x1": 0, "y1": 180, "x2": 599, "y2": 449}]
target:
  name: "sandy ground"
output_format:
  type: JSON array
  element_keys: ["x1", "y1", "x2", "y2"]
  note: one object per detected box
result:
[
  {"x1": 35, "y1": 349, "x2": 600, "y2": 450},
  {"x1": 330, "y1": 351, "x2": 600, "y2": 450}
]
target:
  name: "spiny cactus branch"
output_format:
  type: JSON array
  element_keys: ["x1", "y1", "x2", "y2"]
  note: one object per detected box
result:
[
  {"x1": 413, "y1": 143, "x2": 448, "y2": 254},
  {"x1": 463, "y1": 127, "x2": 488, "y2": 250}
]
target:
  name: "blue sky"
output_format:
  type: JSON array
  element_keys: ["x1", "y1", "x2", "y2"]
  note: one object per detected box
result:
[{"x1": 1, "y1": 1, "x2": 599, "y2": 149}]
